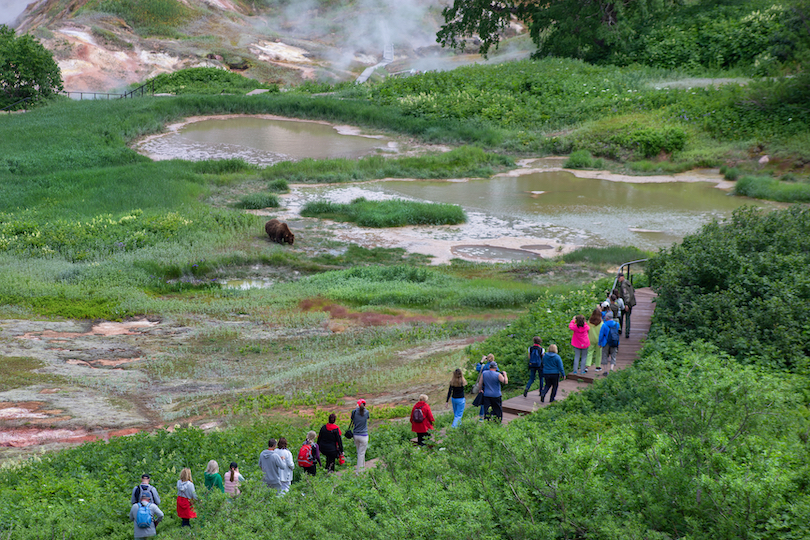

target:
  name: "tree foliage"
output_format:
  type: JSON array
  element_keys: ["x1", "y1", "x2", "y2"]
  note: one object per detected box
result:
[
  {"x1": 0, "y1": 25, "x2": 63, "y2": 110},
  {"x1": 647, "y1": 205, "x2": 810, "y2": 370},
  {"x1": 438, "y1": 0, "x2": 809, "y2": 70}
]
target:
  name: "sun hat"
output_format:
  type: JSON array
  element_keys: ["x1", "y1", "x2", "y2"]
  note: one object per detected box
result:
[{"x1": 601, "y1": 301, "x2": 610, "y2": 307}]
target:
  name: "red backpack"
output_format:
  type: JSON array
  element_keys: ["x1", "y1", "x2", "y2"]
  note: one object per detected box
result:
[{"x1": 297, "y1": 443, "x2": 314, "y2": 467}]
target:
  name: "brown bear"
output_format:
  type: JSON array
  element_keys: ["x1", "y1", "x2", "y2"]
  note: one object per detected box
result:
[{"x1": 265, "y1": 219, "x2": 295, "y2": 245}]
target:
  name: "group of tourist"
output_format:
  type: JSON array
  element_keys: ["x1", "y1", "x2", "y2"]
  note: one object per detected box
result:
[
  {"x1": 129, "y1": 275, "x2": 637, "y2": 536},
  {"x1": 129, "y1": 459, "x2": 248, "y2": 536}
]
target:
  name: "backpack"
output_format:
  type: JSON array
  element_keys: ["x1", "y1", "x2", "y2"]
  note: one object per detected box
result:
[
  {"x1": 297, "y1": 443, "x2": 314, "y2": 468},
  {"x1": 607, "y1": 323, "x2": 620, "y2": 348},
  {"x1": 528, "y1": 345, "x2": 544, "y2": 368},
  {"x1": 412, "y1": 406, "x2": 425, "y2": 423},
  {"x1": 135, "y1": 501, "x2": 152, "y2": 528}
]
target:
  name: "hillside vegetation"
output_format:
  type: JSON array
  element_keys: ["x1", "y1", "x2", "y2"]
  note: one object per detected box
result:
[{"x1": 1, "y1": 208, "x2": 808, "y2": 539}]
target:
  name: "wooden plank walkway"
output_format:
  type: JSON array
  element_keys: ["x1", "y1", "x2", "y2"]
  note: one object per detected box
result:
[{"x1": 501, "y1": 287, "x2": 656, "y2": 421}]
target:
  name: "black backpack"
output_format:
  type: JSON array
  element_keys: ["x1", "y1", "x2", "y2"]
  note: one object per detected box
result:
[
  {"x1": 413, "y1": 406, "x2": 425, "y2": 423},
  {"x1": 528, "y1": 345, "x2": 544, "y2": 368}
]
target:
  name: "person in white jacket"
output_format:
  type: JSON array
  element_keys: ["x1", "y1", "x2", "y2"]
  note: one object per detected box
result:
[{"x1": 276, "y1": 437, "x2": 295, "y2": 495}]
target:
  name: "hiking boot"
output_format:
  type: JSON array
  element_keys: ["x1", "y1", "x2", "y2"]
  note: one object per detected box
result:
[
  {"x1": 583, "y1": 368, "x2": 588, "y2": 373},
  {"x1": 540, "y1": 395, "x2": 545, "y2": 402},
  {"x1": 595, "y1": 367, "x2": 602, "y2": 372},
  {"x1": 523, "y1": 388, "x2": 528, "y2": 398}
]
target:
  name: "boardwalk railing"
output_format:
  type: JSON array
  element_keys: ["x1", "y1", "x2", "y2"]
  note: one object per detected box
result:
[
  {"x1": 1, "y1": 96, "x2": 34, "y2": 112},
  {"x1": 609, "y1": 259, "x2": 648, "y2": 297},
  {"x1": 62, "y1": 80, "x2": 155, "y2": 101}
]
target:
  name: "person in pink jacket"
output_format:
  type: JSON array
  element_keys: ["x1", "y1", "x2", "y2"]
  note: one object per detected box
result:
[{"x1": 569, "y1": 314, "x2": 591, "y2": 375}]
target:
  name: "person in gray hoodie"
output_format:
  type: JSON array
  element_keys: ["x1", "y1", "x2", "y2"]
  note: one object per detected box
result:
[
  {"x1": 129, "y1": 490, "x2": 163, "y2": 539},
  {"x1": 259, "y1": 438, "x2": 282, "y2": 492}
]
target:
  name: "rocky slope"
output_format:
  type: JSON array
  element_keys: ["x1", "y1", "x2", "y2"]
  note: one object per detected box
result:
[{"x1": 12, "y1": 0, "x2": 527, "y2": 92}]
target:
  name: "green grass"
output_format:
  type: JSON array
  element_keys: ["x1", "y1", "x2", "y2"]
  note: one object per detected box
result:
[
  {"x1": 141, "y1": 67, "x2": 279, "y2": 95},
  {"x1": 86, "y1": 0, "x2": 196, "y2": 37},
  {"x1": 261, "y1": 146, "x2": 514, "y2": 183},
  {"x1": 234, "y1": 193, "x2": 280, "y2": 209},
  {"x1": 562, "y1": 246, "x2": 653, "y2": 266},
  {"x1": 734, "y1": 175, "x2": 810, "y2": 202},
  {"x1": 300, "y1": 197, "x2": 467, "y2": 227},
  {"x1": 564, "y1": 150, "x2": 603, "y2": 169}
]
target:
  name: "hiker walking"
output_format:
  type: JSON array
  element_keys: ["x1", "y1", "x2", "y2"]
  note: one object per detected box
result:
[
  {"x1": 276, "y1": 438, "x2": 295, "y2": 494},
  {"x1": 223, "y1": 462, "x2": 245, "y2": 495},
  {"x1": 539, "y1": 345, "x2": 566, "y2": 403},
  {"x1": 410, "y1": 394, "x2": 435, "y2": 446},
  {"x1": 298, "y1": 431, "x2": 321, "y2": 476},
  {"x1": 481, "y1": 359, "x2": 508, "y2": 423},
  {"x1": 204, "y1": 460, "x2": 224, "y2": 493},
  {"x1": 586, "y1": 308, "x2": 603, "y2": 373},
  {"x1": 569, "y1": 315, "x2": 590, "y2": 375},
  {"x1": 317, "y1": 413, "x2": 343, "y2": 472},
  {"x1": 350, "y1": 399, "x2": 371, "y2": 472},
  {"x1": 446, "y1": 368, "x2": 467, "y2": 427},
  {"x1": 130, "y1": 474, "x2": 160, "y2": 506},
  {"x1": 618, "y1": 273, "x2": 636, "y2": 338},
  {"x1": 523, "y1": 337, "x2": 545, "y2": 397},
  {"x1": 599, "y1": 312, "x2": 621, "y2": 373},
  {"x1": 129, "y1": 490, "x2": 163, "y2": 539},
  {"x1": 259, "y1": 438, "x2": 283, "y2": 493},
  {"x1": 176, "y1": 468, "x2": 197, "y2": 527},
  {"x1": 475, "y1": 354, "x2": 492, "y2": 421}
]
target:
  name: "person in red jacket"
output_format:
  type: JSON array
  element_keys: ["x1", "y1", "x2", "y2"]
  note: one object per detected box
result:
[{"x1": 410, "y1": 394, "x2": 435, "y2": 446}]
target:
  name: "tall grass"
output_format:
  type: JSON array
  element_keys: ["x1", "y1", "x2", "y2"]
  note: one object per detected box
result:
[
  {"x1": 301, "y1": 197, "x2": 467, "y2": 227},
  {"x1": 735, "y1": 175, "x2": 810, "y2": 202},
  {"x1": 261, "y1": 146, "x2": 514, "y2": 183},
  {"x1": 562, "y1": 246, "x2": 653, "y2": 266}
]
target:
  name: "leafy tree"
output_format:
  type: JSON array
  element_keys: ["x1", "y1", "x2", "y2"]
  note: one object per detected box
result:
[
  {"x1": 0, "y1": 24, "x2": 63, "y2": 109},
  {"x1": 437, "y1": 0, "x2": 678, "y2": 62}
]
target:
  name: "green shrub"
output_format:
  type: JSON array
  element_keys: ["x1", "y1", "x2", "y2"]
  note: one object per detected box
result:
[
  {"x1": 564, "y1": 150, "x2": 594, "y2": 169},
  {"x1": 141, "y1": 67, "x2": 274, "y2": 94},
  {"x1": 724, "y1": 167, "x2": 740, "y2": 180},
  {"x1": 562, "y1": 246, "x2": 652, "y2": 266},
  {"x1": 267, "y1": 178, "x2": 289, "y2": 192},
  {"x1": 234, "y1": 193, "x2": 280, "y2": 209},
  {"x1": 647, "y1": 205, "x2": 810, "y2": 369}
]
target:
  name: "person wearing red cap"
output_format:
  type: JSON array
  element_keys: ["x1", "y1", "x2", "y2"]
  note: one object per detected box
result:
[{"x1": 350, "y1": 399, "x2": 370, "y2": 472}]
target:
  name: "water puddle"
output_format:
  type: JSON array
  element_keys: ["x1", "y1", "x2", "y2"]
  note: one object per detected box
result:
[
  {"x1": 135, "y1": 116, "x2": 394, "y2": 165},
  {"x1": 451, "y1": 245, "x2": 542, "y2": 262},
  {"x1": 269, "y1": 171, "x2": 780, "y2": 262},
  {"x1": 219, "y1": 279, "x2": 275, "y2": 290}
]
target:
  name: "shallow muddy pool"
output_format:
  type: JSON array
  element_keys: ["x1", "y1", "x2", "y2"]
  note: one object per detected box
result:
[
  {"x1": 279, "y1": 171, "x2": 778, "y2": 255},
  {"x1": 135, "y1": 116, "x2": 394, "y2": 165}
]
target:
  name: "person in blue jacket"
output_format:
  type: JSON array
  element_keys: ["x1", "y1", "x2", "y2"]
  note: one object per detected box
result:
[
  {"x1": 539, "y1": 344, "x2": 566, "y2": 403},
  {"x1": 598, "y1": 312, "x2": 621, "y2": 374}
]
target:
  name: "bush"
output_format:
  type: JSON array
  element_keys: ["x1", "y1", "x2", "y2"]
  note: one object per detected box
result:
[
  {"x1": 735, "y1": 175, "x2": 810, "y2": 202},
  {"x1": 647, "y1": 205, "x2": 810, "y2": 369},
  {"x1": 234, "y1": 193, "x2": 280, "y2": 209},
  {"x1": 267, "y1": 178, "x2": 289, "y2": 192},
  {"x1": 564, "y1": 150, "x2": 594, "y2": 169}
]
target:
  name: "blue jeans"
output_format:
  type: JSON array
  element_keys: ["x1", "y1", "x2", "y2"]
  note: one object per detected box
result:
[
  {"x1": 525, "y1": 366, "x2": 544, "y2": 393},
  {"x1": 451, "y1": 397, "x2": 465, "y2": 427}
]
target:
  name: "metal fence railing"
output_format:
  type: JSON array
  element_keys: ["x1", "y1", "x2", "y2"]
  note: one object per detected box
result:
[
  {"x1": 1, "y1": 96, "x2": 34, "y2": 113},
  {"x1": 609, "y1": 259, "x2": 648, "y2": 299}
]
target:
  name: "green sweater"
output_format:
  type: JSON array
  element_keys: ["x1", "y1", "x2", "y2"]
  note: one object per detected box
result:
[{"x1": 204, "y1": 472, "x2": 224, "y2": 493}]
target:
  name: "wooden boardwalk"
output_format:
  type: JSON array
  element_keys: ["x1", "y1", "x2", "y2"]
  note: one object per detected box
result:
[{"x1": 501, "y1": 287, "x2": 656, "y2": 421}]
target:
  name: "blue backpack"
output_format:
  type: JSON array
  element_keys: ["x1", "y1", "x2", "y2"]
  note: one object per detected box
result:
[
  {"x1": 136, "y1": 502, "x2": 152, "y2": 528},
  {"x1": 528, "y1": 345, "x2": 544, "y2": 368},
  {"x1": 607, "y1": 323, "x2": 621, "y2": 348}
]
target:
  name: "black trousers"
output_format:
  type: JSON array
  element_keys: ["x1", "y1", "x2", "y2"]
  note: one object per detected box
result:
[
  {"x1": 540, "y1": 374, "x2": 560, "y2": 402},
  {"x1": 483, "y1": 395, "x2": 503, "y2": 422}
]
